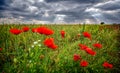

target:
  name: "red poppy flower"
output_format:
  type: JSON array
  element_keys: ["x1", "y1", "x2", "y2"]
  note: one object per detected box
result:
[
  {"x1": 73, "y1": 54, "x2": 81, "y2": 61},
  {"x1": 10, "y1": 28, "x2": 22, "y2": 35},
  {"x1": 50, "y1": 44, "x2": 58, "y2": 50},
  {"x1": 79, "y1": 44, "x2": 88, "y2": 50},
  {"x1": 80, "y1": 60, "x2": 88, "y2": 67},
  {"x1": 32, "y1": 26, "x2": 54, "y2": 35},
  {"x1": 83, "y1": 32, "x2": 91, "y2": 40},
  {"x1": 102, "y1": 62, "x2": 113, "y2": 69},
  {"x1": 22, "y1": 26, "x2": 29, "y2": 32},
  {"x1": 44, "y1": 38, "x2": 54, "y2": 47},
  {"x1": 32, "y1": 28, "x2": 38, "y2": 33},
  {"x1": 36, "y1": 26, "x2": 47, "y2": 34},
  {"x1": 43, "y1": 38, "x2": 57, "y2": 50},
  {"x1": 43, "y1": 27, "x2": 54, "y2": 35},
  {"x1": 60, "y1": 30, "x2": 65, "y2": 38},
  {"x1": 93, "y1": 43, "x2": 102, "y2": 49},
  {"x1": 85, "y1": 48, "x2": 96, "y2": 56},
  {"x1": 0, "y1": 48, "x2": 2, "y2": 51}
]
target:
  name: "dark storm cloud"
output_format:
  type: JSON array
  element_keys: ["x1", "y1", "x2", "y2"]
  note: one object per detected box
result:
[
  {"x1": 95, "y1": 0, "x2": 120, "y2": 11},
  {"x1": 0, "y1": 0, "x2": 6, "y2": 10},
  {"x1": 54, "y1": 3, "x2": 93, "y2": 22},
  {"x1": 0, "y1": 0, "x2": 5, "y2": 6},
  {"x1": 0, "y1": 0, "x2": 120, "y2": 24},
  {"x1": 45, "y1": 0, "x2": 104, "y2": 3},
  {"x1": 103, "y1": 11, "x2": 120, "y2": 22},
  {"x1": 85, "y1": 0, "x2": 120, "y2": 24}
]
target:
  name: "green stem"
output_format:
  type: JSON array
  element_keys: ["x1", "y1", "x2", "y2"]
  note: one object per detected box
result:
[
  {"x1": 82, "y1": 23, "x2": 85, "y2": 33},
  {"x1": 80, "y1": 23, "x2": 86, "y2": 44},
  {"x1": 15, "y1": 36, "x2": 19, "y2": 56}
]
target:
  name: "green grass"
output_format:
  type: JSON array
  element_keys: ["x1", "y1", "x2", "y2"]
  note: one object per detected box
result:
[{"x1": 0, "y1": 24, "x2": 120, "y2": 73}]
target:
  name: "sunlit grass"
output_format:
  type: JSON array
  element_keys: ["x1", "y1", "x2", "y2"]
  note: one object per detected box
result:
[{"x1": 0, "y1": 24, "x2": 120, "y2": 73}]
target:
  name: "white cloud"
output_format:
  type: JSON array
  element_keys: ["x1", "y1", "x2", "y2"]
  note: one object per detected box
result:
[
  {"x1": 85, "y1": 7, "x2": 100, "y2": 12},
  {"x1": 27, "y1": 0, "x2": 35, "y2": 4},
  {"x1": 54, "y1": 14, "x2": 66, "y2": 23},
  {"x1": 94, "y1": 0, "x2": 120, "y2": 7},
  {"x1": 18, "y1": 16, "x2": 24, "y2": 19},
  {"x1": 43, "y1": 11, "x2": 49, "y2": 17},
  {"x1": 84, "y1": 19, "x2": 96, "y2": 24},
  {"x1": 31, "y1": 19, "x2": 50, "y2": 24},
  {"x1": 27, "y1": 5, "x2": 38, "y2": 13},
  {"x1": 38, "y1": 0, "x2": 45, "y2": 2}
]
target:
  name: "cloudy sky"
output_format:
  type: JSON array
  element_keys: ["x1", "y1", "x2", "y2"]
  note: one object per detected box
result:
[{"x1": 0, "y1": 0, "x2": 120, "y2": 24}]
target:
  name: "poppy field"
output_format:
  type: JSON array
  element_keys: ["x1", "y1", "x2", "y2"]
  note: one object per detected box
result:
[{"x1": 0, "y1": 24, "x2": 120, "y2": 73}]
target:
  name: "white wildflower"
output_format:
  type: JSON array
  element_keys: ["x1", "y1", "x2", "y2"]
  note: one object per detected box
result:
[
  {"x1": 38, "y1": 40, "x2": 41, "y2": 42},
  {"x1": 33, "y1": 41, "x2": 38, "y2": 45},
  {"x1": 31, "y1": 45, "x2": 34, "y2": 48}
]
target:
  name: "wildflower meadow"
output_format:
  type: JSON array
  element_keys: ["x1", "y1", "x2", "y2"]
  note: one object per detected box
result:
[{"x1": 0, "y1": 24, "x2": 120, "y2": 73}]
